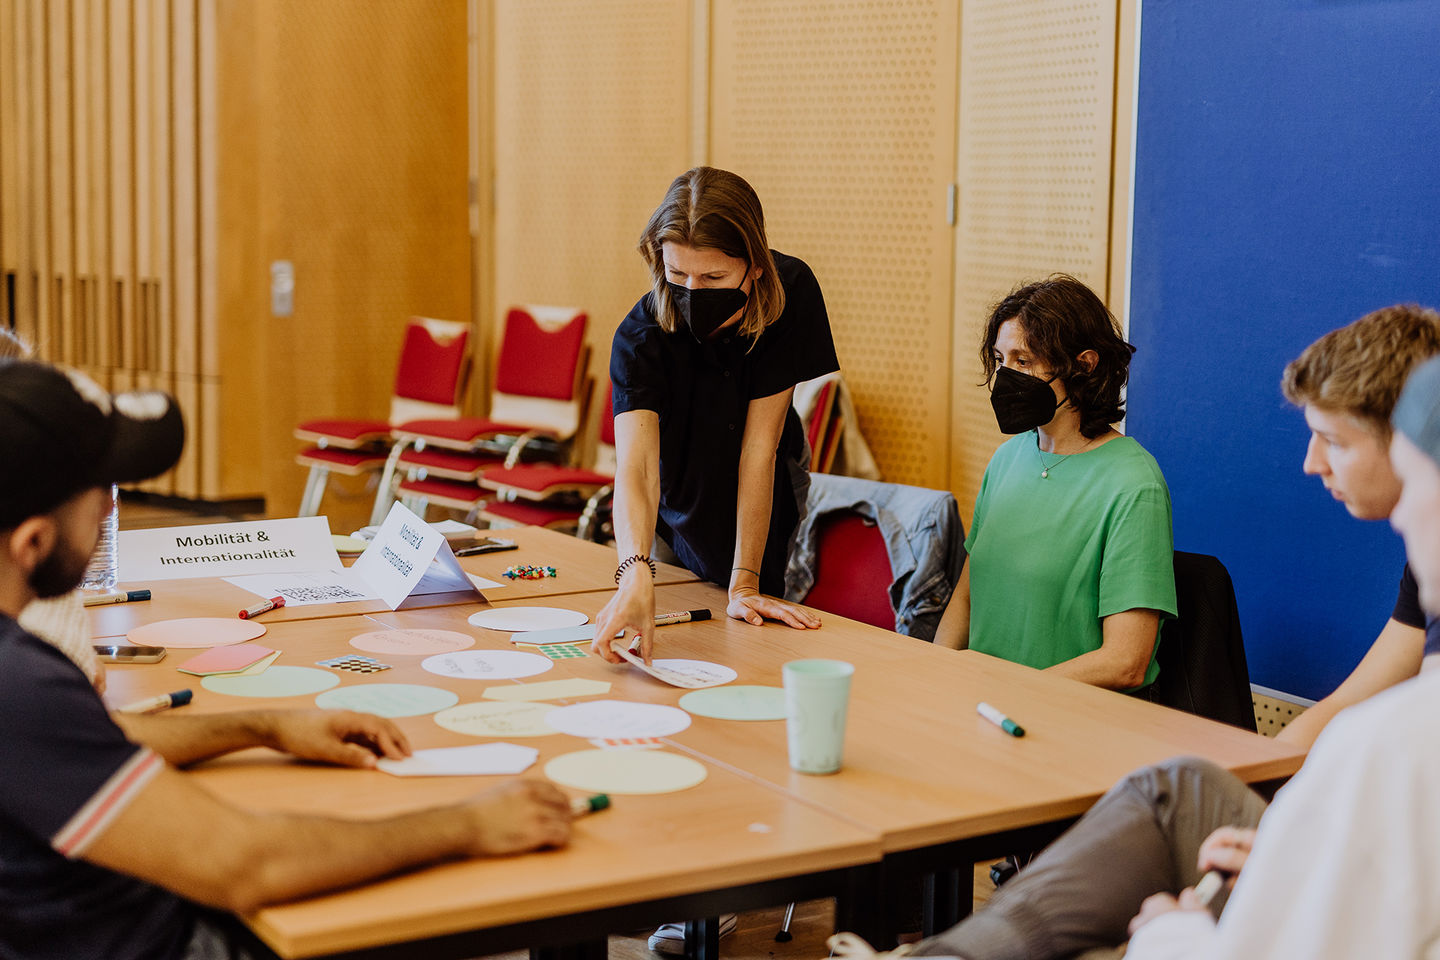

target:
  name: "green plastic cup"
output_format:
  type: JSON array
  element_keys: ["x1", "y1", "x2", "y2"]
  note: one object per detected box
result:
[{"x1": 782, "y1": 659, "x2": 855, "y2": 775}]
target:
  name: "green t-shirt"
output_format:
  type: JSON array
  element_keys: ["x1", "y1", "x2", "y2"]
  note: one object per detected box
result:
[{"x1": 964, "y1": 431, "x2": 1178, "y2": 686}]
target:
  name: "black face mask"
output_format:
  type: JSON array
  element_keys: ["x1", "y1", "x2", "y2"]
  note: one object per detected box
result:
[
  {"x1": 667, "y1": 281, "x2": 749, "y2": 342},
  {"x1": 990, "y1": 365, "x2": 1065, "y2": 434}
]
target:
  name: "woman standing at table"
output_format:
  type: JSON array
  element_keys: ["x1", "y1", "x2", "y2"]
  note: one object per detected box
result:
[
  {"x1": 592, "y1": 167, "x2": 837, "y2": 663},
  {"x1": 934, "y1": 275, "x2": 1177, "y2": 691}
]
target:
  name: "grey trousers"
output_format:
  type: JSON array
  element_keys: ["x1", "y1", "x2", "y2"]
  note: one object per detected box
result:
[{"x1": 911, "y1": 756, "x2": 1270, "y2": 960}]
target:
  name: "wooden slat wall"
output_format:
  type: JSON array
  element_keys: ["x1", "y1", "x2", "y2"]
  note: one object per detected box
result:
[{"x1": 2, "y1": 0, "x2": 205, "y2": 496}]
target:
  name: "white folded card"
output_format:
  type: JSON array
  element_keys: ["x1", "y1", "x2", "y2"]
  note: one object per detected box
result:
[
  {"x1": 350, "y1": 502, "x2": 483, "y2": 609},
  {"x1": 377, "y1": 743, "x2": 539, "y2": 777},
  {"x1": 119, "y1": 517, "x2": 340, "y2": 581}
]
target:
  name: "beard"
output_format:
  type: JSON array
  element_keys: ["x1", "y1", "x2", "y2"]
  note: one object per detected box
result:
[{"x1": 29, "y1": 533, "x2": 92, "y2": 599}]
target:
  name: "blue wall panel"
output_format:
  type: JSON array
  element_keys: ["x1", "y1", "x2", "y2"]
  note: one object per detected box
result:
[{"x1": 1129, "y1": 0, "x2": 1440, "y2": 699}]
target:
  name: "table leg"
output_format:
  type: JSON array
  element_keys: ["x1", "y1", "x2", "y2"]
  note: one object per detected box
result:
[
  {"x1": 922, "y1": 867, "x2": 969, "y2": 937},
  {"x1": 684, "y1": 918, "x2": 721, "y2": 960},
  {"x1": 530, "y1": 940, "x2": 607, "y2": 960}
]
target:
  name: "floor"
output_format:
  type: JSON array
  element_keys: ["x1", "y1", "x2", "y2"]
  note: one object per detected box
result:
[{"x1": 117, "y1": 495, "x2": 997, "y2": 958}]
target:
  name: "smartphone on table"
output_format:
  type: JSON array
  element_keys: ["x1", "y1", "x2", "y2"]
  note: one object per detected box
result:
[
  {"x1": 451, "y1": 537, "x2": 519, "y2": 557},
  {"x1": 93, "y1": 645, "x2": 167, "y2": 663}
]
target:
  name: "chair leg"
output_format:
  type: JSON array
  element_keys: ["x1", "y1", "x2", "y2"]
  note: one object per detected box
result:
[
  {"x1": 370, "y1": 440, "x2": 410, "y2": 526},
  {"x1": 298, "y1": 466, "x2": 329, "y2": 517},
  {"x1": 775, "y1": 901, "x2": 796, "y2": 942}
]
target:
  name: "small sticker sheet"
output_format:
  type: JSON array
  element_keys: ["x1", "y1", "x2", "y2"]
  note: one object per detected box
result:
[
  {"x1": 316, "y1": 655, "x2": 392, "y2": 674},
  {"x1": 537, "y1": 642, "x2": 588, "y2": 661}
]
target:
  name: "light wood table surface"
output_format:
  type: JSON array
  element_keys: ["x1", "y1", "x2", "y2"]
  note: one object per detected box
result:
[
  {"x1": 100, "y1": 606, "x2": 880, "y2": 960},
  {"x1": 90, "y1": 525, "x2": 697, "y2": 638}
]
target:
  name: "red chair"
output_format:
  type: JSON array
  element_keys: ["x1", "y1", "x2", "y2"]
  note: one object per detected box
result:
[
  {"x1": 477, "y1": 384, "x2": 616, "y2": 539},
  {"x1": 798, "y1": 512, "x2": 896, "y2": 631},
  {"x1": 382, "y1": 306, "x2": 590, "y2": 522},
  {"x1": 294, "y1": 317, "x2": 470, "y2": 517}
]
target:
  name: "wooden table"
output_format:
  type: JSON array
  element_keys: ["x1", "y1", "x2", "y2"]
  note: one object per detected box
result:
[
  {"x1": 94, "y1": 529, "x2": 1306, "y2": 957},
  {"x1": 90, "y1": 525, "x2": 698, "y2": 638},
  {"x1": 100, "y1": 607, "x2": 881, "y2": 960}
]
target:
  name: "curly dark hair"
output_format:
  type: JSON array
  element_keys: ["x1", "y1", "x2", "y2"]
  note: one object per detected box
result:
[{"x1": 980, "y1": 275, "x2": 1135, "y2": 439}]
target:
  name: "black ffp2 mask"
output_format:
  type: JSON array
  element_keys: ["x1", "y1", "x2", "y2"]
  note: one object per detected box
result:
[
  {"x1": 990, "y1": 365, "x2": 1064, "y2": 434},
  {"x1": 667, "y1": 282, "x2": 749, "y2": 342}
]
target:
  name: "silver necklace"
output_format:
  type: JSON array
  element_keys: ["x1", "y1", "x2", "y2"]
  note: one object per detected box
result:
[{"x1": 1035, "y1": 434, "x2": 1099, "y2": 479}]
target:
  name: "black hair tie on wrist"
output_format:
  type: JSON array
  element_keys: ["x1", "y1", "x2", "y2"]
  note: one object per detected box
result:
[{"x1": 615, "y1": 554, "x2": 657, "y2": 584}]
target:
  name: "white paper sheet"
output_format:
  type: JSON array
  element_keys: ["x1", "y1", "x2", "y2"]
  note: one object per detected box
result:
[
  {"x1": 223, "y1": 570, "x2": 378, "y2": 606},
  {"x1": 616, "y1": 649, "x2": 737, "y2": 689},
  {"x1": 377, "y1": 743, "x2": 539, "y2": 777}
]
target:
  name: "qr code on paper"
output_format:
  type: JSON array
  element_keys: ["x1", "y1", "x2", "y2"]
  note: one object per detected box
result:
[{"x1": 279, "y1": 584, "x2": 368, "y2": 603}]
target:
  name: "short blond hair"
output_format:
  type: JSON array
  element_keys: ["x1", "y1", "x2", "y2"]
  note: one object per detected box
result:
[
  {"x1": 1282, "y1": 304, "x2": 1440, "y2": 434},
  {"x1": 638, "y1": 167, "x2": 784, "y2": 340}
]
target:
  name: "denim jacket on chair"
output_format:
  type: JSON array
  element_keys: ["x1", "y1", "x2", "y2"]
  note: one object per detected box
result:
[{"x1": 785, "y1": 473, "x2": 966, "y2": 642}]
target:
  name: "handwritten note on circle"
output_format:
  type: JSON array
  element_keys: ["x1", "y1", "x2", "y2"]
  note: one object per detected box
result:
[
  {"x1": 315, "y1": 683, "x2": 460, "y2": 718},
  {"x1": 434, "y1": 701, "x2": 559, "y2": 738},
  {"x1": 678, "y1": 685, "x2": 786, "y2": 721},
  {"x1": 202, "y1": 665, "x2": 339, "y2": 698},
  {"x1": 545, "y1": 749, "x2": 707, "y2": 795},
  {"x1": 128, "y1": 618, "x2": 266, "y2": 648},
  {"x1": 467, "y1": 607, "x2": 588, "y2": 633},
  {"x1": 421, "y1": 650, "x2": 553, "y2": 680},
  {"x1": 545, "y1": 700, "x2": 692, "y2": 739},
  {"x1": 349, "y1": 629, "x2": 474, "y2": 656}
]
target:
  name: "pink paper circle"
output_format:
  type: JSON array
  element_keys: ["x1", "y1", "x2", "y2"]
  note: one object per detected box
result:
[
  {"x1": 126, "y1": 617, "x2": 266, "y2": 648},
  {"x1": 349, "y1": 629, "x2": 476, "y2": 656}
]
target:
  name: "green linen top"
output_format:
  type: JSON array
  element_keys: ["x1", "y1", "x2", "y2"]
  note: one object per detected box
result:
[{"x1": 964, "y1": 431, "x2": 1178, "y2": 687}]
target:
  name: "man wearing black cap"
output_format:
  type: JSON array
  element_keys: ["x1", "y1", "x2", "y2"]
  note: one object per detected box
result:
[{"x1": 0, "y1": 360, "x2": 572, "y2": 960}]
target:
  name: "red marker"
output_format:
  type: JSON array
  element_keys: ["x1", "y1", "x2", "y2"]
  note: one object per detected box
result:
[{"x1": 239, "y1": 596, "x2": 286, "y2": 620}]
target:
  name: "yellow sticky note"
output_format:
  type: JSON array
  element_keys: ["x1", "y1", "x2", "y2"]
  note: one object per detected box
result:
[{"x1": 482, "y1": 678, "x2": 611, "y2": 702}]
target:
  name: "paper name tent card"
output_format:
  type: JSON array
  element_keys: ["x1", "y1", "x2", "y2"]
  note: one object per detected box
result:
[
  {"x1": 118, "y1": 517, "x2": 340, "y2": 581},
  {"x1": 347, "y1": 502, "x2": 484, "y2": 610}
]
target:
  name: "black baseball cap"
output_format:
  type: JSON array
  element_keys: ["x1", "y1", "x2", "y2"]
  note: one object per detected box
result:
[{"x1": 0, "y1": 359, "x2": 185, "y2": 527}]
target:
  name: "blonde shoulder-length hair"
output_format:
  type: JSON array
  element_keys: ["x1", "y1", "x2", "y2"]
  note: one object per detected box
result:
[{"x1": 638, "y1": 167, "x2": 785, "y2": 340}]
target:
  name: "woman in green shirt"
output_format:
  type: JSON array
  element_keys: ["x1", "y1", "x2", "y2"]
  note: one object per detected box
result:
[{"x1": 935, "y1": 275, "x2": 1177, "y2": 691}]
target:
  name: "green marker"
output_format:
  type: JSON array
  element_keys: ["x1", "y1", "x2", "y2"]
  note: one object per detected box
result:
[
  {"x1": 977, "y1": 701, "x2": 1025, "y2": 737},
  {"x1": 570, "y1": 793, "x2": 611, "y2": 817}
]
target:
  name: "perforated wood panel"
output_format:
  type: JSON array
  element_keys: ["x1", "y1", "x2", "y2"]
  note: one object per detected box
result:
[
  {"x1": 491, "y1": 0, "x2": 690, "y2": 414},
  {"x1": 710, "y1": 0, "x2": 960, "y2": 489},
  {"x1": 949, "y1": 0, "x2": 1119, "y2": 520}
]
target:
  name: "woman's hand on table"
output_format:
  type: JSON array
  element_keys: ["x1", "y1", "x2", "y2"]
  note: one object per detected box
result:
[
  {"x1": 264, "y1": 709, "x2": 412, "y2": 768},
  {"x1": 726, "y1": 587, "x2": 821, "y2": 629},
  {"x1": 591, "y1": 573, "x2": 656, "y2": 664}
]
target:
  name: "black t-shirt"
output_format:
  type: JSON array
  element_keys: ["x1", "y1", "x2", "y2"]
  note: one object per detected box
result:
[
  {"x1": 0, "y1": 615, "x2": 194, "y2": 960},
  {"x1": 1392, "y1": 563, "x2": 1440, "y2": 656},
  {"x1": 610, "y1": 251, "x2": 840, "y2": 592}
]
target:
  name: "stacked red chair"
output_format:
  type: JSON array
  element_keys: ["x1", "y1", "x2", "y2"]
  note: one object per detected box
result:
[{"x1": 293, "y1": 317, "x2": 470, "y2": 518}]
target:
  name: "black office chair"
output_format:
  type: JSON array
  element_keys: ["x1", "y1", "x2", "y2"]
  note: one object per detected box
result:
[{"x1": 1151, "y1": 551, "x2": 1257, "y2": 732}]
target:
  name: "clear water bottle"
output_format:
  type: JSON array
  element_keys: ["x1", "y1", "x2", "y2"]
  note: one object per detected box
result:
[{"x1": 81, "y1": 484, "x2": 120, "y2": 591}]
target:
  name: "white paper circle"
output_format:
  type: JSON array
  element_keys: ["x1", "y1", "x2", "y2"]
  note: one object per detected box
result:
[
  {"x1": 545, "y1": 749, "x2": 707, "y2": 795},
  {"x1": 467, "y1": 607, "x2": 589, "y2": 633},
  {"x1": 349, "y1": 629, "x2": 474, "y2": 656},
  {"x1": 544, "y1": 699, "x2": 692, "y2": 739},
  {"x1": 647, "y1": 659, "x2": 738, "y2": 689},
  {"x1": 420, "y1": 649, "x2": 553, "y2": 680}
]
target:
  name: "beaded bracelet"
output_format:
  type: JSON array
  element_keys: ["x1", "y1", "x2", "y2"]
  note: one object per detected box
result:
[
  {"x1": 614, "y1": 554, "x2": 657, "y2": 584},
  {"x1": 503, "y1": 564, "x2": 556, "y2": 581}
]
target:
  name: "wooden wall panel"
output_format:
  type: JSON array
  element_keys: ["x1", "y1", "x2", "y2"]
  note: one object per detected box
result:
[
  {"x1": 709, "y1": 0, "x2": 961, "y2": 490},
  {"x1": 948, "y1": 0, "x2": 1120, "y2": 520},
  {"x1": 242, "y1": 0, "x2": 471, "y2": 517},
  {"x1": 491, "y1": 0, "x2": 691, "y2": 404}
]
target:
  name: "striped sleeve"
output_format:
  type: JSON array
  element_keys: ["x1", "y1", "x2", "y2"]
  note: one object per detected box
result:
[{"x1": 51, "y1": 748, "x2": 164, "y2": 858}]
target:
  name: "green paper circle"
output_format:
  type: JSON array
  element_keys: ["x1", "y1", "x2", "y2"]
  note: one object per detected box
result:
[
  {"x1": 678, "y1": 685, "x2": 786, "y2": 721},
  {"x1": 202, "y1": 665, "x2": 340, "y2": 698},
  {"x1": 315, "y1": 683, "x2": 460, "y2": 718}
]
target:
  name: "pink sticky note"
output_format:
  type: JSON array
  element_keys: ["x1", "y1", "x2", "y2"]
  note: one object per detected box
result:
[{"x1": 178, "y1": 643, "x2": 277, "y2": 677}]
